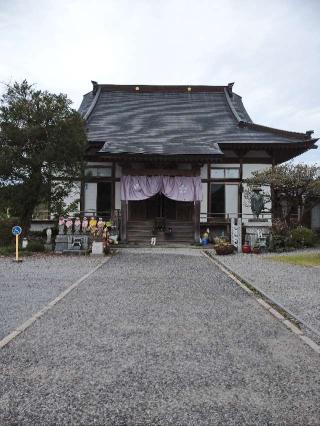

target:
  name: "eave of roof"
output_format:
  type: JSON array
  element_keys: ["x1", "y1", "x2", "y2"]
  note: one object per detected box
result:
[{"x1": 223, "y1": 87, "x2": 315, "y2": 142}]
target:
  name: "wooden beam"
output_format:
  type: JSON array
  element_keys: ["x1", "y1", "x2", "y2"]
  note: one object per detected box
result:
[
  {"x1": 122, "y1": 168, "x2": 200, "y2": 176},
  {"x1": 193, "y1": 201, "x2": 200, "y2": 243},
  {"x1": 121, "y1": 200, "x2": 128, "y2": 243}
]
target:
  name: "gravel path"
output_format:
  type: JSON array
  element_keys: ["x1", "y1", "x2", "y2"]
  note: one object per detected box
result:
[
  {"x1": 1, "y1": 249, "x2": 320, "y2": 425},
  {"x1": 212, "y1": 249, "x2": 320, "y2": 335},
  {"x1": 0, "y1": 255, "x2": 102, "y2": 339}
]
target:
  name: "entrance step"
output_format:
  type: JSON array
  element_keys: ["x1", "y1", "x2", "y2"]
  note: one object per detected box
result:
[{"x1": 127, "y1": 220, "x2": 194, "y2": 243}]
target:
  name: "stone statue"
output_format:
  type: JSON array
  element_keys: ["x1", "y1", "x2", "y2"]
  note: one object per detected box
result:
[
  {"x1": 58, "y1": 217, "x2": 65, "y2": 235},
  {"x1": 66, "y1": 217, "x2": 73, "y2": 235},
  {"x1": 74, "y1": 217, "x2": 81, "y2": 234},
  {"x1": 250, "y1": 188, "x2": 264, "y2": 219},
  {"x1": 97, "y1": 217, "x2": 105, "y2": 239},
  {"x1": 82, "y1": 217, "x2": 89, "y2": 234},
  {"x1": 89, "y1": 217, "x2": 97, "y2": 237},
  {"x1": 46, "y1": 228, "x2": 52, "y2": 244}
]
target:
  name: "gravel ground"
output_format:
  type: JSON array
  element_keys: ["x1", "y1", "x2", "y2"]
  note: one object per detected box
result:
[
  {"x1": 1, "y1": 249, "x2": 320, "y2": 425},
  {"x1": 0, "y1": 255, "x2": 103, "y2": 339},
  {"x1": 211, "y1": 249, "x2": 320, "y2": 335}
]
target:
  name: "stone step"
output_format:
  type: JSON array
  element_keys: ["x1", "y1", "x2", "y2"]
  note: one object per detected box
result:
[
  {"x1": 127, "y1": 231, "x2": 194, "y2": 238},
  {"x1": 127, "y1": 228, "x2": 193, "y2": 234},
  {"x1": 121, "y1": 242, "x2": 194, "y2": 247},
  {"x1": 126, "y1": 220, "x2": 194, "y2": 243},
  {"x1": 127, "y1": 221, "x2": 193, "y2": 226},
  {"x1": 127, "y1": 235, "x2": 193, "y2": 242}
]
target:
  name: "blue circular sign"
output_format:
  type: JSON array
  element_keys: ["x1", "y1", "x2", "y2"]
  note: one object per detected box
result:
[{"x1": 12, "y1": 226, "x2": 22, "y2": 236}]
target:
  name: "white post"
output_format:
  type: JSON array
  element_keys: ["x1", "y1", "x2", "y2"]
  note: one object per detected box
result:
[
  {"x1": 231, "y1": 217, "x2": 242, "y2": 253},
  {"x1": 237, "y1": 218, "x2": 242, "y2": 253}
]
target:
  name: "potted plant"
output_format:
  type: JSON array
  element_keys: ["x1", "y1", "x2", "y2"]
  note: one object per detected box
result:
[
  {"x1": 252, "y1": 243, "x2": 261, "y2": 254},
  {"x1": 213, "y1": 238, "x2": 235, "y2": 255},
  {"x1": 242, "y1": 241, "x2": 251, "y2": 254}
]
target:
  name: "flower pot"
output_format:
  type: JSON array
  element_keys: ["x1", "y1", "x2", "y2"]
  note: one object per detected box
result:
[
  {"x1": 242, "y1": 244, "x2": 251, "y2": 254},
  {"x1": 214, "y1": 244, "x2": 235, "y2": 255}
]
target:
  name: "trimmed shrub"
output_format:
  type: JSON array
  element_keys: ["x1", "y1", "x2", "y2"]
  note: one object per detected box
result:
[
  {"x1": 0, "y1": 245, "x2": 15, "y2": 255},
  {"x1": 24, "y1": 240, "x2": 45, "y2": 252},
  {"x1": 269, "y1": 220, "x2": 316, "y2": 252},
  {"x1": 0, "y1": 218, "x2": 18, "y2": 247},
  {"x1": 291, "y1": 226, "x2": 316, "y2": 248}
]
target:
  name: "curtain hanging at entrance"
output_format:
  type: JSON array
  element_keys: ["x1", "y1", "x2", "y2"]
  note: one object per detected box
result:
[
  {"x1": 120, "y1": 176, "x2": 202, "y2": 202},
  {"x1": 120, "y1": 175, "x2": 162, "y2": 201},
  {"x1": 162, "y1": 176, "x2": 202, "y2": 202}
]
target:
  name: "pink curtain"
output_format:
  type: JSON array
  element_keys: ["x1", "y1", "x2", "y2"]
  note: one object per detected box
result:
[
  {"x1": 121, "y1": 175, "x2": 202, "y2": 202},
  {"x1": 121, "y1": 176, "x2": 162, "y2": 201}
]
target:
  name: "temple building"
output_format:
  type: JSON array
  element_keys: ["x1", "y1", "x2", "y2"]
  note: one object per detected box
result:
[{"x1": 78, "y1": 82, "x2": 317, "y2": 243}]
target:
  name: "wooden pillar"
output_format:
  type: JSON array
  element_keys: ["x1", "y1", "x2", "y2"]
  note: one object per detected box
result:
[
  {"x1": 121, "y1": 200, "x2": 128, "y2": 243},
  {"x1": 80, "y1": 180, "x2": 85, "y2": 216},
  {"x1": 193, "y1": 201, "x2": 200, "y2": 243},
  {"x1": 239, "y1": 157, "x2": 243, "y2": 219}
]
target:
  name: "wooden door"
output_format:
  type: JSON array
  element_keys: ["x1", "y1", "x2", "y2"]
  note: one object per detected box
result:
[
  {"x1": 163, "y1": 196, "x2": 176, "y2": 219},
  {"x1": 176, "y1": 201, "x2": 193, "y2": 221},
  {"x1": 128, "y1": 200, "x2": 147, "y2": 220},
  {"x1": 146, "y1": 195, "x2": 160, "y2": 219}
]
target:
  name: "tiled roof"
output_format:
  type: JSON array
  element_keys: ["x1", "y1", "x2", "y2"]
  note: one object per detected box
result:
[{"x1": 78, "y1": 84, "x2": 317, "y2": 156}]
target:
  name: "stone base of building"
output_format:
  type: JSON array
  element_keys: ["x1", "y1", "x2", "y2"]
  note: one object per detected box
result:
[{"x1": 244, "y1": 221, "x2": 272, "y2": 248}]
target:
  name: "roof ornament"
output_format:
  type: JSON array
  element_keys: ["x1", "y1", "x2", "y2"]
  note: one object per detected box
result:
[
  {"x1": 227, "y1": 82, "x2": 234, "y2": 97},
  {"x1": 91, "y1": 80, "x2": 98, "y2": 95},
  {"x1": 306, "y1": 130, "x2": 314, "y2": 138}
]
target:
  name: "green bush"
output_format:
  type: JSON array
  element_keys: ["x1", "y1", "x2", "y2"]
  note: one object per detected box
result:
[
  {"x1": 24, "y1": 240, "x2": 45, "y2": 252},
  {"x1": 269, "y1": 234, "x2": 290, "y2": 252},
  {"x1": 269, "y1": 220, "x2": 317, "y2": 252},
  {"x1": 0, "y1": 245, "x2": 15, "y2": 255},
  {"x1": 291, "y1": 226, "x2": 316, "y2": 248},
  {"x1": 0, "y1": 218, "x2": 18, "y2": 247}
]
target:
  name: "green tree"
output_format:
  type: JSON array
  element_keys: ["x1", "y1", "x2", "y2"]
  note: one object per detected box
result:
[
  {"x1": 0, "y1": 80, "x2": 86, "y2": 234},
  {"x1": 245, "y1": 163, "x2": 320, "y2": 225}
]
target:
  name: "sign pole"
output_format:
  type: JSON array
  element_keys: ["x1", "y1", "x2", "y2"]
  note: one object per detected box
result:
[
  {"x1": 12, "y1": 225, "x2": 22, "y2": 263},
  {"x1": 16, "y1": 234, "x2": 19, "y2": 261}
]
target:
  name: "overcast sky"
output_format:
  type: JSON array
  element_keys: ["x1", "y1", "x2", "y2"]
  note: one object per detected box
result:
[{"x1": 1, "y1": 0, "x2": 319, "y2": 163}]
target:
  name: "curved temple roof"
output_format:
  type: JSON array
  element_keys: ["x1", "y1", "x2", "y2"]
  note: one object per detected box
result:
[{"x1": 79, "y1": 83, "x2": 317, "y2": 157}]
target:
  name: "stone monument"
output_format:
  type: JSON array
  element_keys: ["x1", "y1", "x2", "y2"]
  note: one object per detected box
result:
[
  {"x1": 231, "y1": 218, "x2": 242, "y2": 253},
  {"x1": 45, "y1": 228, "x2": 53, "y2": 251},
  {"x1": 250, "y1": 187, "x2": 265, "y2": 220},
  {"x1": 55, "y1": 216, "x2": 69, "y2": 252},
  {"x1": 245, "y1": 187, "x2": 271, "y2": 247},
  {"x1": 55, "y1": 216, "x2": 92, "y2": 254},
  {"x1": 90, "y1": 216, "x2": 104, "y2": 255}
]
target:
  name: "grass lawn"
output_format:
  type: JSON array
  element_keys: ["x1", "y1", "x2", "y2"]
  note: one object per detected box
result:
[{"x1": 269, "y1": 252, "x2": 320, "y2": 267}]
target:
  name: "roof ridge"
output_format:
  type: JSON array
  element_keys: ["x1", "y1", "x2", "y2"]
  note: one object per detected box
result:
[
  {"x1": 93, "y1": 83, "x2": 229, "y2": 93},
  {"x1": 223, "y1": 87, "x2": 242, "y2": 123},
  {"x1": 83, "y1": 86, "x2": 101, "y2": 120}
]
